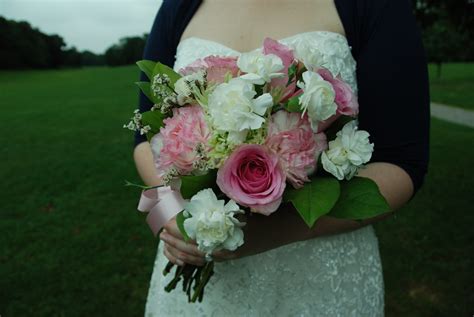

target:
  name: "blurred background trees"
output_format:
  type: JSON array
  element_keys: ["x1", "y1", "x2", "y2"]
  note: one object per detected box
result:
[
  {"x1": 413, "y1": 0, "x2": 474, "y2": 77},
  {"x1": 0, "y1": 16, "x2": 146, "y2": 69},
  {"x1": 0, "y1": 0, "x2": 473, "y2": 70}
]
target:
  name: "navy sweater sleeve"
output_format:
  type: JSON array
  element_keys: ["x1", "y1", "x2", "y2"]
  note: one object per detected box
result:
[{"x1": 335, "y1": 0, "x2": 430, "y2": 194}]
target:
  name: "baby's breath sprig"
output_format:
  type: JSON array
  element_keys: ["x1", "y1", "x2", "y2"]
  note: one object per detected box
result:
[
  {"x1": 152, "y1": 73, "x2": 175, "y2": 99},
  {"x1": 123, "y1": 109, "x2": 151, "y2": 135},
  {"x1": 162, "y1": 167, "x2": 179, "y2": 185}
]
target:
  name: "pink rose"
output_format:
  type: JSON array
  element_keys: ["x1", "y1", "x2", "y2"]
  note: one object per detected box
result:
[
  {"x1": 317, "y1": 68, "x2": 359, "y2": 116},
  {"x1": 265, "y1": 111, "x2": 328, "y2": 189},
  {"x1": 151, "y1": 106, "x2": 210, "y2": 176},
  {"x1": 217, "y1": 144, "x2": 286, "y2": 215},
  {"x1": 180, "y1": 56, "x2": 239, "y2": 83},
  {"x1": 263, "y1": 38, "x2": 296, "y2": 102}
]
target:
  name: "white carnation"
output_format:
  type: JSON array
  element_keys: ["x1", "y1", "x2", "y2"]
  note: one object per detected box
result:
[
  {"x1": 183, "y1": 189, "x2": 245, "y2": 255},
  {"x1": 208, "y1": 78, "x2": 273, "y2": 143},
  {"x1": 297, "y1": 71, "x2": 337, "y2": 131},
  {"x1": 237, "y1": 51, "x2": 284, "y2": 85},
  {"x1": 321, "y1": 121, "x2": 374, "y2": 180},
  {"x1": 292, "y1": 40, "x2": 324, "y2": 71},
  {"x1": 174, "y1": 70, "x2": 205, "y2": 105}
]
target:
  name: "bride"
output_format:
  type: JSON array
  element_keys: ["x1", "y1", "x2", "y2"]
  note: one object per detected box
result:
[{"x1": 133, "y1": 0, "x2": 430, "y2": 315}]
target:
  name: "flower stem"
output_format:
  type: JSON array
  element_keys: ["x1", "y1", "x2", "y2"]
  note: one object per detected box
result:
[{"x1": 190, "y1": 262, "x2": 214, "y2": 303}]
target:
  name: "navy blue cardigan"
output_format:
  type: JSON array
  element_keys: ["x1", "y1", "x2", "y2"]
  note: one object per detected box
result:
[{"x1": 135, "y1": 0, "x2": 430, "y2": 194}]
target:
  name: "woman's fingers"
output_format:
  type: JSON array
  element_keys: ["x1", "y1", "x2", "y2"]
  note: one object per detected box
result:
[
  {"x1": 163, "y1": 219, "x2": 183, "y2": 239},
  {"x1": 164, "y1": 242, "x2": 206, "y2": 266},
  {"x1": 163, "y1": 244, "x2": 184, "y2": 266},
  {"x1": 160, "y1": 232, "x2": 206, "y2": 266},
  {"x1": 160, "y1": 231, "x2": 205, "y2": 257}
]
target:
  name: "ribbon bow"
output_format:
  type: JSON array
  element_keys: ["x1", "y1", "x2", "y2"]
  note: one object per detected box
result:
[{"x1": 137, "y1": 186, "x2": 186, "y2": 236}]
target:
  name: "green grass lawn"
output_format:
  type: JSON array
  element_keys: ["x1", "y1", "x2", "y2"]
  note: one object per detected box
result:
[
  {"x1": 1, "y1": 65, "x2": 473, "y2": 316},
  {"x1": 429, "y1": 63, "x2": 474, "y2": 110}
]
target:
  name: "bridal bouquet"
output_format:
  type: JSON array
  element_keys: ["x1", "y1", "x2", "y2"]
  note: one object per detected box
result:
[{"x1": 125, "y1": 38, "x2": 389, "y2": 302}]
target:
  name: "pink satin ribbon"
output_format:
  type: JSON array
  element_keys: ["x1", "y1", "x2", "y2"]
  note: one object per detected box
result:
[{"x1": 137, "y1": 186, "x2": 186, "y2": 236}]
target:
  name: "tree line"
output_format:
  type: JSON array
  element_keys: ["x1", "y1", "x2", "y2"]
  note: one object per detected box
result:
[
  {"x1": 0, "y1": 16, "x2": 146, "y2": 69},
  {"x1": 1, "y1": 0, "x2": 473, "y2": 70}
]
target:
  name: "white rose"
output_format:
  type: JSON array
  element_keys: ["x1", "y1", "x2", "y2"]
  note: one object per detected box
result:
[
  {"x1": 292, "y1": 40, "x2": 324, "y2": 71},
  {"x1": 183, "y1": 189, "x2": 245, "y2": 254},
  {"x1": 208, "y1": 78, "x2": 273, "y2": 143},
  {"x1": 237, "y1": 51, "x2": 284, "y2": 85},
  {"x1": 297, "y1": 71, "x2": 337, "y2": 131},
  {"x1": 321, "y1": 121, "x2": 374, "y2": 180}
]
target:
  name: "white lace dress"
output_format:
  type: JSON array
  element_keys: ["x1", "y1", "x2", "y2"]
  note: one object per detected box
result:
[{"x1": 145, "y1": 31, "x2": 384, "y2": 317}]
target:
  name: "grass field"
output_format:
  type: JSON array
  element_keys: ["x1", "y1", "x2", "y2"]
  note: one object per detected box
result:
[
  {"x1": 428, "y1": 63, "x2": 474, "y2": 109},
  {"x1": 1, "y1": 65, "x2": 473, "y2": 316}
]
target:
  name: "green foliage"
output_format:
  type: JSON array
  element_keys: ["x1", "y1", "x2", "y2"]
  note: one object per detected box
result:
[
  {"x1": 284, "y1": 96, "x2": 301, "y2": 112},
  {"x1": 176, "y1": 211, "x2": 191, "y2": 242},
  {"x1": 105, "y1": 35, "x2": 147, "y2": 67},
  {"x1": 135, "y1": 81, "x2": 157, "y2": 104},
  {"x1": 324, "y1": 116, "x2": 355, "y2": 141},
  {"x1": 136, "y1": 60, "x2": 156, "y2": 81},
  {"x1": 152, "y1": 62, "x2": 181, "y2": 86},
  {"x1": 179, "y1": 171, "x2": 218, "y2": 200},
  {"x1": 284, "y1": 177, "x2": 340, "y2": 227},
  {"x1": 140, "y1": 111, "x2": 165, "y2": 141},
  {"x1": 328, "y1": 177, "x2": 390, "y2": 219},
  {"x1": 0, "y1": 16, "x2": 105, "y2": 69},
  {"x1": 287, "y1": 63, "x2": 297, "y2": 85}
]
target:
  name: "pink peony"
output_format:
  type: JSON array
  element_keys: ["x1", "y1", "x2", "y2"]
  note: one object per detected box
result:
[
  {"x1": 317, "y1": 68, "x2": 359, "y2": 116},
  {"x1": 217, "y1": 144, "x2": 286, "y2": 216},
  {"x1": 263, "y1": 38, "x2": 296, "y2": 102},
  {"x1": 180, "y1": 56, "x2": 239, "y2": 84},
  {"x1": 265, "y1": 111, "x2": 328, "y2": 189},
  {"x1": 151, "y1": 106, "x2": 210, "y2": 176}
]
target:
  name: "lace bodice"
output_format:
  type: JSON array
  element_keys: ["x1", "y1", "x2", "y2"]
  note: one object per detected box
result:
[
  {"x1": 174, "y1": 31, "x2": 358, "y2": 93},
  {"x1": 145, "y1": 32, "x2": 384, "y2": 317}
]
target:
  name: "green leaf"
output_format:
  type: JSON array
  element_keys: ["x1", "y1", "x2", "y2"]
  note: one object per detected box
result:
[
  {"x1": 324, "y1": 116, "x2": 355, "y2": 141},
  {"x1": 286, "y1": 63, "x2": 297, "y2": 85},
  {"x1": 283, "y1": 177, "x2": 340, "y2": 227},
  {"x1": 137, "y1": 60, "x2": 157, "y2": 81},
  {"x1": 153, "y1": 62, "x2": 181, "y2": 86},
  {"x1": 135, "y1": 81, "x2": 159, "y2": 104},
  {"x1": 176, "y1": 210, "x2": 191, "y2": 242},
  {"x1": 141, "y1": 110, "x2": 165, "y2": 135},
  {"x1": 328, "y1": 177, "x2": 390, "y2": 220},
  {"x1": 285, "y1": 96, "x2": 302, "y2": 112},
  {"x1": 180, "y1": 170, "x2": 218, "y2": 200}
]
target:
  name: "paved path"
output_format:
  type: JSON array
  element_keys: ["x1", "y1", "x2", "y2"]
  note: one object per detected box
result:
[{"x1": 431, "y1": 103, "x2": 474, "y2": 128}]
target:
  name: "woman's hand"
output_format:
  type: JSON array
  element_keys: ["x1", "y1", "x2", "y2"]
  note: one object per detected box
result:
[{"x1": 160, "y1": 217, "x2": 207, "y2": 267}]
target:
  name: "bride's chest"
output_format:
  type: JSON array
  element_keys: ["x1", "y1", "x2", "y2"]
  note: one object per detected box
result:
[{"x1": 180, "y1": 0, "x2": 345, "y2": 53}]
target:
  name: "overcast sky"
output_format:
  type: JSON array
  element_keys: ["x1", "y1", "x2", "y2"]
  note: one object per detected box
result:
[{"x1": 1, "y1": 0, "x2": 163, "y2": 54}]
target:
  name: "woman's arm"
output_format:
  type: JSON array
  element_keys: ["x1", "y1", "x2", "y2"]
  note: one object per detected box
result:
[
  {"x1": 209, "y1": 161, "x2": 413, "y2": 261},
  {"x1": 134, "y1": 142, "x2": 162, "y2": 187},
  {"x1": 157, "y1": 160, "x2": 413, "y2": 264}
]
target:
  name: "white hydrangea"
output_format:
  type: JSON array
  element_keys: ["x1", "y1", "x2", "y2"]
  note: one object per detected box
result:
[
  {"x1": 297, "y1": 71, "x2": 337, "y2": 131},
  {"x1": 208, "y1": 77, "x2": 273, "y2": 143},
  {"x1": 237, "y1": 51, "x2": 284, "y2": 85},
  {"x1": 183, "y1": 189, "x2": 245, "y2": 255},
  {"x1": 321, "y1": 121, "x2": 374, "y2": 180}
]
